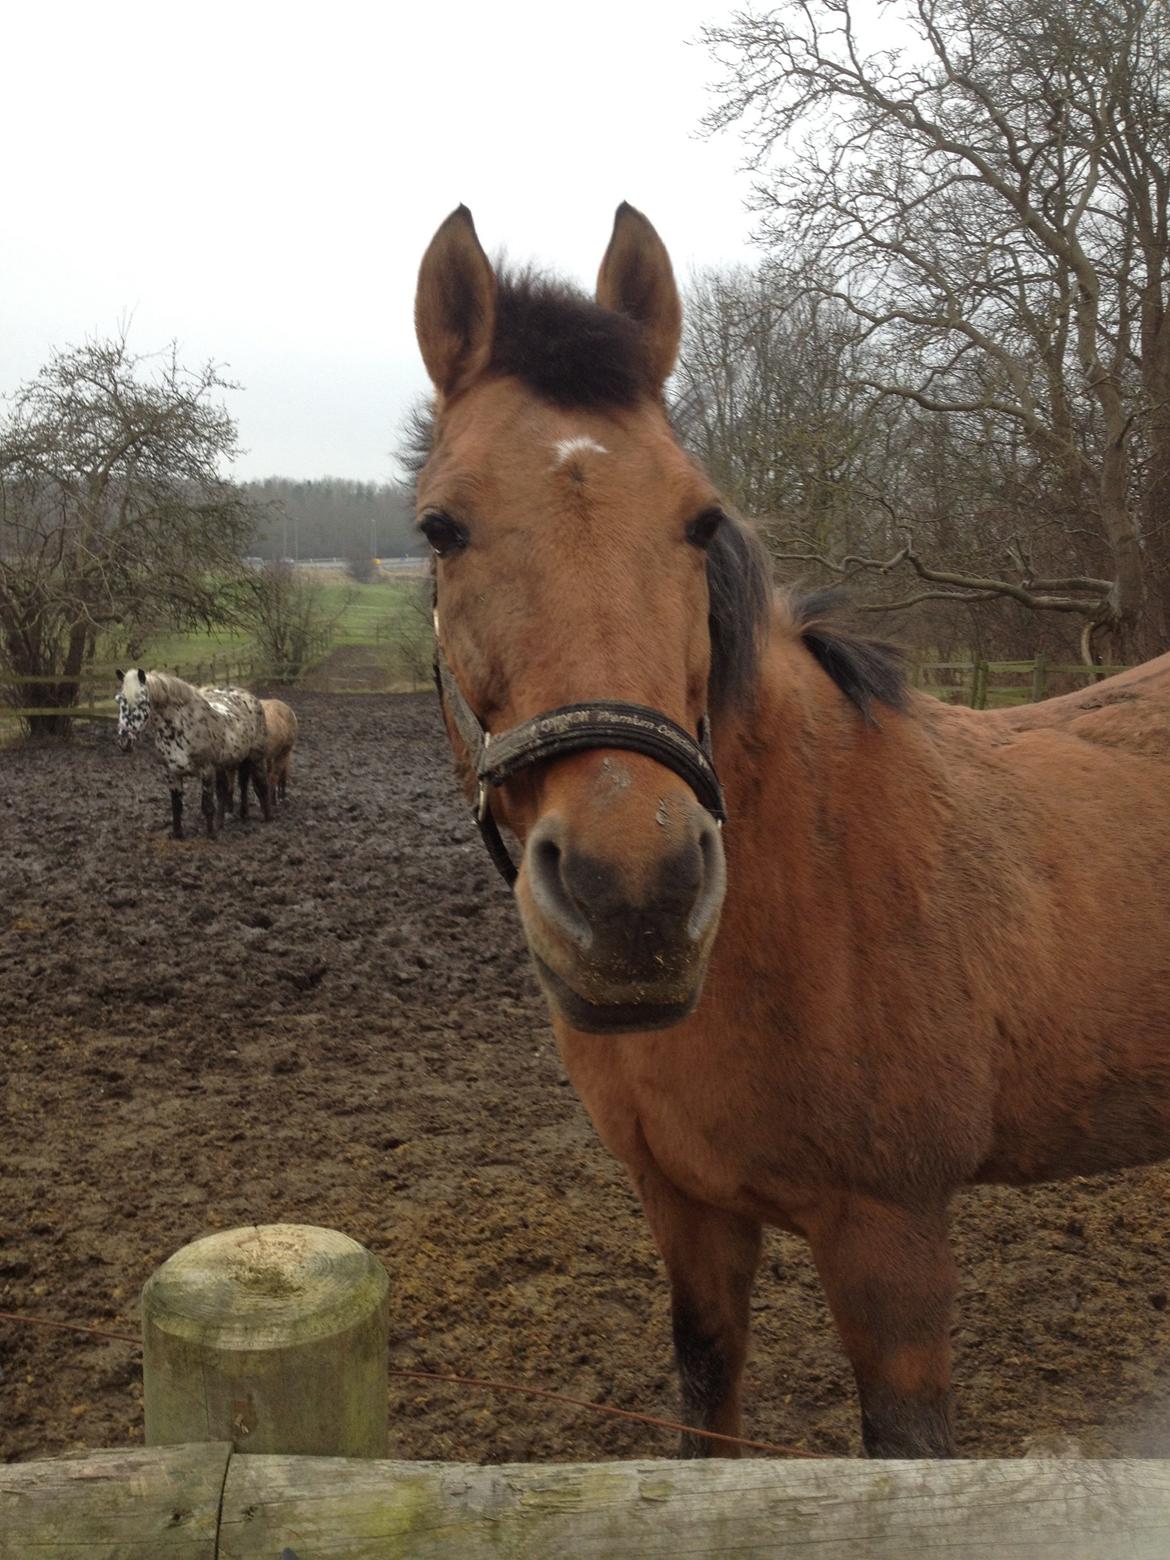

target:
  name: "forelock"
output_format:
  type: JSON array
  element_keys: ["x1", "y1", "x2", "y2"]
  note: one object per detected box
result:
[{"x1": 487, "y1": 268, "x2": 658, "y2": 409}]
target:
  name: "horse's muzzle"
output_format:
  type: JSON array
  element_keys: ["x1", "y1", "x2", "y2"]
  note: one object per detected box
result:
[
  {"x1": 520, "y1": 806, "x2": 726, "y2": 1033},
  {"x1": 116, "y1": 732, "x2": 134, "y2": 754}
]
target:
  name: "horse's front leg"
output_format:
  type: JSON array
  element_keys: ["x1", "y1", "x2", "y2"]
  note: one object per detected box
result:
[
  {"x1": 169, "y1": 783, "x2": 184, "y2": 839},
  {"x1": 200, "y1": 772, "x2": 217, "y2": 836},
  {"x1": 806, "y1": 1195, "x2": 957, "y2": 1457},
  {"x1": 215, "y1": 769, "x2": 232, "y2": 830},
  {"x1": 252, "y1": 762, "x2": 272, "y2": 822},
  {"x1": 634, "y1": 1163, "x2": 762, "y2": 1457}
]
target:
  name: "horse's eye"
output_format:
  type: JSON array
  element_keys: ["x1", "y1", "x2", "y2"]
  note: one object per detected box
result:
[
  {"x1": 686, "y1": 508, "x2": 725, "y2": 549},
  {"x1": 419, "y1": 511, "x2": 468, "y2": 558}
]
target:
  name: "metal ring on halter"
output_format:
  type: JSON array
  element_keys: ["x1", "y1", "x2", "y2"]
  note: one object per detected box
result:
[{"x1": 475, "y1": 734, "x2": 491, "y2": 822}]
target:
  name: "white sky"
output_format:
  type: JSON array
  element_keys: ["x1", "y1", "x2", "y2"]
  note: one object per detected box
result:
[{"x1": 1, "y1": 0, "x2": 761, "y2": 484}]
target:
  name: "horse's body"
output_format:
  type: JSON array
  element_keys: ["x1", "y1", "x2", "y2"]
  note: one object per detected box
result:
[
  {"x1": 115, "y1": 671, "x2": 269, "y2": 837},
  {"x1": 219, "y1": 697, "x2": 298, "y2": 815},
  {"x1": 411, "y1": 205, "x2": 1170, "y2": 1457}
]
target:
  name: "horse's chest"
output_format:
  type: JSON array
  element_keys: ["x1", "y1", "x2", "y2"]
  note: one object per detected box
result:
[
  {"x1": 559, "y1": 1018, "x2": 975, "y2": 1222},
  {"x1": 559, "y1": 1031, "x2": 820, "y2": 1220}
]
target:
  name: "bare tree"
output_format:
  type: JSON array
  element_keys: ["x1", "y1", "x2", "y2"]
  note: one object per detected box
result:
[
  {"x1": 704, "y1": 0, "x2": 1170, "y2": 660},
  {"x1": 240, "y1": 563, "x2": 351, "y2": 681},
  {"x1": 675, "y1": 266, "x2": 890, "y2": 550},
  {"x1": 0, "y1": 332, "x2": 259, "y2": 732},
  {"x1": 383, "y1": 577, "x2": 435, "y2": 690}
]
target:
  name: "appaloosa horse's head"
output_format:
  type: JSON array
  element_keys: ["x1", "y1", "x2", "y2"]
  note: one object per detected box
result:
[
  {"x1": 115, "y1": 668, "x2": 151, "y2": 753},
  {"x1": 414, "y1": 205, "x2": 766, "y2": 1034}
]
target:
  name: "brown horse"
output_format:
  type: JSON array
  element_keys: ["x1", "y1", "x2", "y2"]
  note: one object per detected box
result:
[
  {"x1": 412, "y1": 203, "x2": 1170, "y2": 1458},
  {"x1": 259, "y1": 697, "x2": 298, "y2": 803}
]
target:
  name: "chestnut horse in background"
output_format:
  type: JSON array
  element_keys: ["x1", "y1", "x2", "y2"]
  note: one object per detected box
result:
[{"x1": 411, "y1": 203, "x2": 1170, "y2": 1458}]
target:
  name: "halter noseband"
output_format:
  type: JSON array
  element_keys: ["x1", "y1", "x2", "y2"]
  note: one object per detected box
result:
[{"x1": 434, "y1": 642, "x2": 726, "y2": 886}]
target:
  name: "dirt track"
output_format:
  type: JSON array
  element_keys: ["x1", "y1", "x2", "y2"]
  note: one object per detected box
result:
[{"x1": 2, "y1": 690, "x2": 1170, "y2": 1463}]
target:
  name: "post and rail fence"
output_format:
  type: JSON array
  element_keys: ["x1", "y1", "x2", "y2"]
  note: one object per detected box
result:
[
  {"x1": 1, "y1": 655, "x2": 1133, "y2": 732},
  {"x1": 0, "y1": 659, "x2": 265, "y2": 727},
  {"x1": 908, "y1": 655, "x2": 1131, "y2": 709},
  {"x1": 3, "y1": 1222, "x2": 1170, "y2": 1557}
]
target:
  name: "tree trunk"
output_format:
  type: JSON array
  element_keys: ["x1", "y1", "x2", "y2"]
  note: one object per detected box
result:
[
  {"x1": 21, "y1": 622, "x2": 88, "y2": 738},
  {"x1": 1088, "y1": 344, "x2": 1161, "y2": 662},
  {"x1": 1141, "y1": 298, "x2": 1170, "y2": 656}
]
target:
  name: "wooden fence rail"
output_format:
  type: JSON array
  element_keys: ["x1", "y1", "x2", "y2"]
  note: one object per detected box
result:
[
  {"x1": 911, "y1": 657, "x2": 1132, "y2": 709},
  {"x1": 5, "y1": 1224, "x2": 1170, "y2": 1555},
  {"x1": 1, "y1": 657, "x2": 1134, "y2": 728},
  {"x1": 4, "y1": 1443, "x2": 1170, "y2": 1558},
  {"x1": 0, "y1": 660, "x2": 265, "y2": 725}
]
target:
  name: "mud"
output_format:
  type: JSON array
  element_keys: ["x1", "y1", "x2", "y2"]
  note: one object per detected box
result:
[{"x1": 2, "y1": 692, "x2": 1169, "y2": 1462}]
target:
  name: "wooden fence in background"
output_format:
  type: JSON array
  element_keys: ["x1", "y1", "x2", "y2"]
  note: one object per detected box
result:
[
  {"x1": 912, "y1": 656, "x2": 1131, "y2": 709},
  {"x1": 1, "y1": 655, "x2": 1133, "y2": 730},
  {"x1": 1, "y1": 659, "x2": 279, "y2": 727}
]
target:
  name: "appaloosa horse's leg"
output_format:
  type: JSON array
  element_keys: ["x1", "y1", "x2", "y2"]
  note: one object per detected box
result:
[
  {"x1": 215, "y1": 769, "x2": 232, "y2": 831},
  {"x1": 237, "y1": 759, "x2": 252, "y2": 821},
  {"x1": 635, "y1": 1165, "x2": 762, "y2": 1457},
  {"x1": 252, "y1": 764, "x2": 272, "y2": 822},
  {"x1": 169, "y1": 785, "x2": 184, "y2": 840},
  {"x1": 806, "y1": 1196, "x2": 958, "y2": 1457},
  {"x1": 200, "y1": 774, "x2": 217, "y2": 837}
]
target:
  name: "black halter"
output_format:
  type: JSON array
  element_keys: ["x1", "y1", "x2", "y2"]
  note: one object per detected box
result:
[{"x1": 434, "y1": 643, "x2": 726, "y2": 886}]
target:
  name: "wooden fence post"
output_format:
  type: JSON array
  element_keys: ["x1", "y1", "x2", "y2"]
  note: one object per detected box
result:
[
  {"x1": 969, "y1": 660, "x2": 989, "y2": 708},
  {"x1": 142, "y1": 1224, "x2": 388, "y2": 1458},
  {"x1": 1031, "y1": 653, "x2": 1048, "y2": 703}
]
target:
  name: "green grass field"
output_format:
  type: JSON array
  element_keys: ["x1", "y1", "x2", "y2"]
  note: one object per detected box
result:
[
  {"x1": 133, "y1": 580, "x2": 428, "y2": 669},
  {"x1": 0, "y1": 579, "x2": 433, "y2": 736}
]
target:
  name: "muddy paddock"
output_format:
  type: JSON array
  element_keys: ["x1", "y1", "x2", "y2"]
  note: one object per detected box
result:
[{"x1": 2, "y1": 691, "x2": 1169, "y2": 1463}]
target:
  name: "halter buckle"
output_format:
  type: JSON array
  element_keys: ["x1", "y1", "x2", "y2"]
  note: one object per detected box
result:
[{"x1": 475, "y1": 732, "x2": 492, "y2": 822}]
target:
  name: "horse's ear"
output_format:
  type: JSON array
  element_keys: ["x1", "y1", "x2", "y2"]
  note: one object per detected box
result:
[
  {"x1": 137, "y1": 668, "x2": 146, "y2": 684},
  {"x1": 115, "y1": 668, "x2": 124, "y2": 682},
  {"x1": 415, "y1": 206, "x2": 497, "y2": 399},
  {"x1": 596, "y1": 202, "x2": 682, "y2": 392}
]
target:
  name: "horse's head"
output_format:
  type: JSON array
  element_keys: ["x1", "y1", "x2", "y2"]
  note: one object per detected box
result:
[
  {"x1": 414, "y1": 205, "x2": 764, "y2": 1035},
  {"x1": 115, "y1": 668, "x2": 151, "y2": 752}
]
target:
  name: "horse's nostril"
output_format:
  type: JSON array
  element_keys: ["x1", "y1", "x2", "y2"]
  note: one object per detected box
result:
[
  {"x1": 526, "y1": 808, "x2": 726, "y2": 963},
  {"x1": 527, "y1": 823, "x2": 594, "y2": 952},
  {"x1": 688, "y1": 817, "x2": 727, "y2": 943},
  {"x1": 534, "y1": 833, "x2": 561, "y2": 877}
]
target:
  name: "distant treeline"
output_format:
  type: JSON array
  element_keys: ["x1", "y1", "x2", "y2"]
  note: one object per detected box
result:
[{"x1": 243, "y1": 477, "x2": 423, "y2": 561}]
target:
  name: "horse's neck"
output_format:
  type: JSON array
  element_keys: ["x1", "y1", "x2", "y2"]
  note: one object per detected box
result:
[
  {"x1": 148, "y1": 674, "x2": 197, "y2": 712},
  {"x1": 145, "y1": 673, "x2": 173, "y2": 709},
  {"x1": 719, "y1": 633, "x2": 948, "y2": 873}
]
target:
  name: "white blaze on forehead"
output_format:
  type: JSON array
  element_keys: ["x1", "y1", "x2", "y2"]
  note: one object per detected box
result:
[
  {"x1": 552, "y1": 435, "x2": 608, "y2": 467},
  {"x1": 120, "y1": 669, "x2": 145, "y2": 702}
]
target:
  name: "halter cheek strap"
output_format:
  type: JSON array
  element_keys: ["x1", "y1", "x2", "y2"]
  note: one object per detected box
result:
[{"x1": 433, "y1": 638, "x2": 726, "y2": 887}]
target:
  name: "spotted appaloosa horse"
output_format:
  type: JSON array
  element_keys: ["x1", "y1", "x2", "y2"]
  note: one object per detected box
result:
[
  {"x1": 115, "y1": 670, "x2": 270, "y2": 838},
  {"x1": 411, "y1": 204, "x2": 1170, "y2": 1459}
]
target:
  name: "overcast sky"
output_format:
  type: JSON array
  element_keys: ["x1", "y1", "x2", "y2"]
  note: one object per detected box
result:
[{"x1": 1, "y1": 1, "x2": 762, "y2": 485}]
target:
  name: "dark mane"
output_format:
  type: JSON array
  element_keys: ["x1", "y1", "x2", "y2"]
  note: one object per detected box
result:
[
  {"x1": 489, "y1": 268, "x2": 659, "y2": 408},
  {"x1": 790, "y1": 590, "x2": 908, "y2": 720},
  {"x1": 707, "y1": 516, "x2": 772, "y2": 711}
]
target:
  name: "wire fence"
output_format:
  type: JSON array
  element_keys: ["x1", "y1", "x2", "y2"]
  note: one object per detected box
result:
[{"x1": 0, "y1": 1306, "x2": 812, "y2": 1460}]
